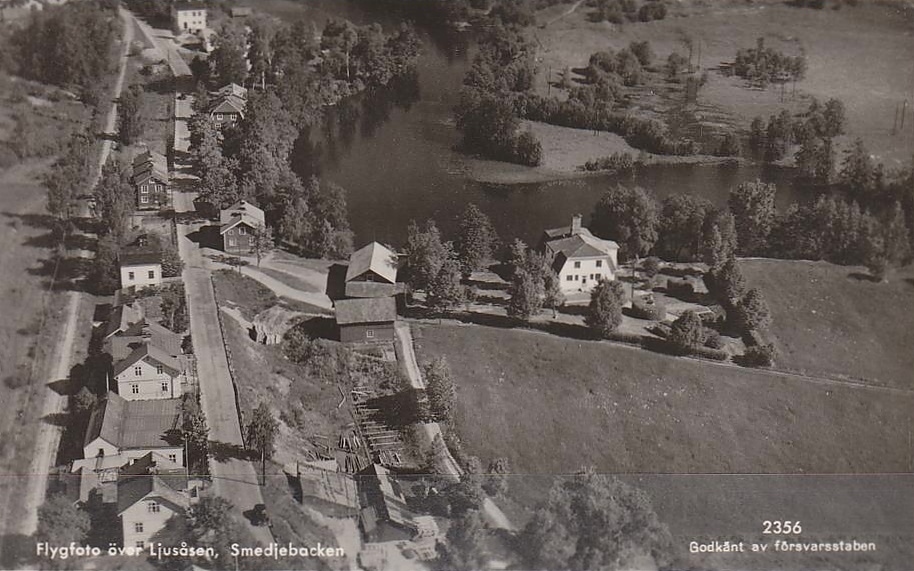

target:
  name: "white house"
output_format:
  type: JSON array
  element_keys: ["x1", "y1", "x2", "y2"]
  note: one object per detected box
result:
[
  {"x1": 119, "y1": 250, "x2": 163, "y2": 290},
  {"x1": 172, "y1": 1, "x2": 207, "y2": 34},
  {"x1": 541, "y1": 214, "x2": 619, "y2": 293},
  {"x1": 83, "y1": 392, "x2": 184, "y2": 467},
  {"x1": 112, "y1": 341, "x2": 184, "y2": 401},
  {"x1": 118, "y1": 473, "x2": 188, "y2": 550}
]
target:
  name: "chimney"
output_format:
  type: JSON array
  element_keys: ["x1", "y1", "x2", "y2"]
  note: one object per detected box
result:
[{"x1": 571, "y1": 214, "x2": 582, "y2": 235}]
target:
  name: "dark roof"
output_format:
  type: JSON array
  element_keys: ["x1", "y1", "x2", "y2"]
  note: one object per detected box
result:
[
  {"x1": 173, "y1": 1, "x2": 205, "y2": 11},
  {"x1": 209, "y1": 95, "x2": 246, "y2": 117},
  {"x1": 117, "y1": 474, "x2": 188, "y2": 514},
  {"x1": 346, "y1": 242, "x2": 398, "y2": 284},
  {"x1": 344, "y1": 281, "x2": 399, "y2": 299},
  {"x1": 335, "y1": 297, "x2": 397, "y2": 325},
  {"x1": 297, "y1": 467, "x2": 358, "y2": 511},
  {"x1": 85, "y1": 393, "x2": 182, "y2": 451},
  {"x1": 120, "y1": 249, "x2": 162, "y2": 267},
  {"x1": 104, "y1": 303, "x2": 144, "y2": 339},
  {"x1": 112, "y1": 343, "x2": 182, "y2": 378},
  {"x1": 356, "y1": 464, "x2": 416, "y2": 532},
  {"x1": 109, "y1": 319, "x2": 183, "y2": 361}
]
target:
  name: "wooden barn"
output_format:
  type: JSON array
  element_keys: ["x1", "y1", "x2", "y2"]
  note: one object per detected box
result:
[{"x1": 335, "y1": 297, "x2": 397, "y2": 344}]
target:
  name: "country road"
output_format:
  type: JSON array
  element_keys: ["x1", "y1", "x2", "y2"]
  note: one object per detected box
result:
[{"x1": 11, "y1": 6, "x2": 135, "y2": 537}]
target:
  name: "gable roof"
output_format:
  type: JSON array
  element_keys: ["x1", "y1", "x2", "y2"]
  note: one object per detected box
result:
[
  {"x1": 219, "y1": 213, "x2": 263, "y2": 235},
  {"x1": 217, "y1": 83, "x2": 247, "y2": 99},
  {"x1": 346, "y1": 242, "x2": 398, "y2": 284},
  {"x1": 220, "y1": 200, "x2": 264, "y2": 225},
  {"x1": 132, "y1": 150, "x2": 168, "y2": 185},
  {"x1": 113, "y1": 343, "x2": 182, "y2": 378},
  {"x1": 334, "y1": 297, "x2": 397, "y2": 325},
  {"x1": 173, "y1": 1, "x2": 206, "y2": 12},
  {"x1": 109, "y1": 319, "x2": 183, "y2": 361},
  {"x1": 85, "y1": 392, "x2": 182, "y2": 451},
  {"x1": 209, "y1": 95, "x2": 246, "y2": 116},
  {"x1": 117, "y1": 474, "x2": 188, "y2": 515},
  {"x1": 120, "y1": 249, "x2": 162, "y2": 268},
  {"x1": 296, "y1": 465, "x2": 358, "y2": 511},
  {"x1": 544, "y1": 227, "x2": 618, "y2": 262},
  {"x1": 357, "y1": 464, "x2": 417, "y2": 532},
  {"x1": 104, "y1": 302, "x2": 145, "y2": 339}
]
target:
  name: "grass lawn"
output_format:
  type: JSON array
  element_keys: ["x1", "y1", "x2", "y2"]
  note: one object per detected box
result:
[
  {"x1": 533, "y1": 0, "x2": 914, "y2": 168},
  {"x1": 415, "y1": 321, "x2": 914, "y2": 568},
  {"x1": 741, "y1": 259, "x2": 914, "y2": 389}
]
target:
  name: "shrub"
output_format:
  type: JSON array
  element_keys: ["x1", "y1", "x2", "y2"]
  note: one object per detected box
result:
[
  {"x1": 666, "y1": 278, "x2": 694, "y2": 296},
  {"x1": 693, "y1": 346, "x2": 728, "y2": 361},
  {"x1": 743, "y1": 343, "x2": 777, "y2": 367},
  {"x1": 581, "y1": 152, "x2": 635, "y2": 173},
  {"x1": 630, "y1": 296, "x2": 666, "y2": 321},
  {"x1": 704, "y1": 329, "x2": 724, "y2": 349},
  {"x1": 669, "y1": 310, "x2": 704, "y2": 353},
  {"x1": 638, "y1": 1, "x2": 668, "y2": 21},
  {"x1": 512, "y1": 131, "x2": 543, "y2": 167}
]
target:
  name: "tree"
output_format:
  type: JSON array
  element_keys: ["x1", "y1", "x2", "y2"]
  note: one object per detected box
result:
[
  {"x1": 186, "y1": 496, "x2": 239, "y2": 562},
  {"x1": 483, "y1": 457, "x2": 511, "y2": 497},
  {"x1": 427, "y1": 257, "x2": 464, "y2": 314},
  {"x1": 520, "y1": 473, "x2": 673, "y2": 571},
  {"x1": 658, "y1": 194, "x2": 713, "y2": 260},
  {"x1": 37, "y1": 495, "x2": 90, "y2": 562},
  {"x1": 182, "y1": 396, "x2": 209, "y2": 476},
  {"x1": 507, "y1": 267, "x2": 545, "y2": 321},
  {"x1": 211, "y1": 21, "x2": 249, "y2": 86},
  {"x1": 92, "y1": 235, "x2": 121, "y2": 295},
  {"x1": 838, "y1": 138, "x2": 874, "y2": 198},
  {"x1": 734, "y1": 287, "x2": 771, "y2": 331},
  {"x1": 669, "y1": 310, "x2": 704, "y2": 353},
  {"x1": 456, "y1": 203, "x2": 498, "y2": 275},
  {"x1": 72, "y1": 386, "x2": 98, "y2": 416},
  {"x1": 822, "y1": 97, "x2": 846, "y2": 138},
  {"x1": 437, "y1": 509, "x2": 488, "y2": 571},
  {"x1": 246, "y1": 401, "x2": 277, "y2": 484},
  {"x1": 883, "y1": 202, "x2": 911, "y2": 269},
  {"x1": 591, "y1": 185, "x2": 659, "y2": 261},
  {"x1": 665, "y1": 52, "x2": 687, "y2": 81},
  {"x1": 708, "y1": 258, "x2": 746, "y2": 309},
  {"x1": 543, "y1": 269, "x2": 565, "y2": 318},
  {"x1": 117, "y1": 84, "x2": 146, "y2": 145},
  {"x1": 251, "y1": 224, "x2": 274, "y2": 267},
  {"x1": 405, "y1": 219, "x2": 452, "y2": 291},
  {"x1": 424, "y1": 357, "x2": 456, "y2": 423},
  {"x1": 585, "y1": 279, "x2": 625, "y2": 338},
  {"x1": 701, "y1": 210, "x2": 738, "y2": 270},
  {"x1": 629, "y1": 40, "x2": 654, "y2": 67},
  {"x1": 728, "y1": 179, "x2": 776, "y2": 255},
  {"x1": 92, "y1": 157, "x2": 134, "y2": 241},
  {"x1": 153, "y1": 233, "x2": 184, "y2": 278}
]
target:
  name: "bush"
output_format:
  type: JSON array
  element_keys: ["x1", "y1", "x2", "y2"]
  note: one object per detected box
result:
[
  {"x1": 704, "y1": 329, "x2": 724, "y2": 349},
  {"x1": 581, "y1": 152, "x2": 635, "y2": 173},
  {"x1": 630, "y1": 296, "x2": 666, "y2": 320},
  {"x1": 606, "y1": 331, "x2": 644, "y2": 345},
  {"x1": 693, "y1": 346, "x2": 729, "y2": 361},
  {"x1": 512, "y1": 131, "x2": 543, "y2": 167},
  {"x1": 638, "y1": 1, "x2": 668, "y2": 21},
  {"x1": 666, "y1": 278, "x2": 694, "y2": 296},
  {"x1": 743, "y1": 343, "x2": 777, "y2": 367}
]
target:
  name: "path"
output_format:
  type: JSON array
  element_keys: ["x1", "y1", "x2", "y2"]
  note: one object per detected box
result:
[
  {"x1": 541, "y1": 0, "x2": 585, "y2": 27},
  {"x1": 394, "y1": 323, "x2": 516, "y2": 532},
  {"x1": 12, "y1": 6, "x2": 134, "y2": 537}
]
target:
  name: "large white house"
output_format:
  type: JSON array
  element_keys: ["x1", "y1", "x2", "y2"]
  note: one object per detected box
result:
[
  {"x1": 119, "y1": 249, "x2": 163, "y2": 290},
  {"x1": 541, "y1": 214, "x2": 619, "y2": 293},
  {"x1": 112, "y1": 339, "x2": 184, "y2": 401},
  {"x1": 118, "y1": 471, "x2": 189, "y2": 550},
  {"x1": 172, "y1": 1, "x2": 207, "y2": 34}
]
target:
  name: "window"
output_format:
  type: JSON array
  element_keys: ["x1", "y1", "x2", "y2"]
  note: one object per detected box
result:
[
  {"x1": 228, "y1": 238, "x2": 236, "y2": 247},
  {"x1": 366, "y1": 329, "x2": 375, "y2": 339},
  {"x1": 134, "y1": 366, "x2": 142, "y2": 376},
  {"x1": 566, "y1": 275, "x2": 573, "y2": 281},
  {"x1": 574, "y1": 261, "x2": 581, "y2": 269},
  {"x1": 156, "y1": 365, "x2": 164, "y2": 375},
  {"x1": 147, "y1": 501, "x2": 160, "y2": 513},
  {"x1": 136, "y1": 541, "x2": 144, "y2": 549},
  {"x1": 141, "y1": 185, "x2": 148, "y2": 192},
  {"x1": 596, "y1": 260, "x2": 603, "y2": 268},
  {"x1": 128, "y1": 271, "x2": 135, "y2": 281},
  {"x1": 134, "y1": 522, "x2": 144, "y2": 533},
  {"x1": 168, "y1": 453, "x2": 177, "y2": 463},
  {"x1": 575, "y1": 275, "x2": 580, "y2": 281},
  {"x1": 131, "y1": 384, "x2": 139, "y2": 394},
  {"x1": 239, "y1": 226, "x2": 247, "y2": 235},
  {"x1": 97, "y1": 448, "x2": 105, "y2": 457},
  {"x1": 140, "y1": 195, "x2": 149, "y2": 204},
  {"x1": 161, "y1": 381, "x2": 169, "y2": 392},
  {"x1": 148, "y1": 270, "x2": 155, "y2": 279}
]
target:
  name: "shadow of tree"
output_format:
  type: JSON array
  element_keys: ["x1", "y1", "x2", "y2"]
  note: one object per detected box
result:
[
  {"x1": 186, "y1": 224, "x2": 222, "y2": 250},
  {"x1": 363, "y1": 389, "x2": 425, "y2": 428},
  {"x1": 209, "y1": 440, "x2": 255, "y2": 462},
  {"x1": 326, "y1": 263, "x2": 348, "y2": 300}
]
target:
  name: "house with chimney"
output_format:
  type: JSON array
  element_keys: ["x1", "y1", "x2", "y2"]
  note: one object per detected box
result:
[
  {"x1": 220, "y1": 200, "x2": 265, "y2": 254},
  {"x1": 109, "y1": 319, "x2": 185, "y2": 401},
  {"x1": 119, "y1": 248, "x2": 163, "y2": 290},
  {"x1": 132, "y1": 150, "x2": 170, "y2": 211},
  {"x1": 540, "y1": 214, "x2": 619, "y2": 293},
  {"x1": 118, "y1": 455, "x2": 191, "y2": 550}
]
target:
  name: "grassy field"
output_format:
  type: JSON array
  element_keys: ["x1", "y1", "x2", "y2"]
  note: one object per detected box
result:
[
  {"x1": 532, "y1": 0, "x2": 914, "y2": 168},
  {"x1": 414, "y1": 321, "x2": 914, "y2": 568},
  {"x1": 741, "y1": 259, "x2": 914, "y2": 389}
]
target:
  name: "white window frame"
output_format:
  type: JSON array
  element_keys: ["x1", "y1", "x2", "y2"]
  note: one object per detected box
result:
[
  {"x1": 366, "y1": 329, "x2": 375, "y2": 339},
  {"x1": 161, "y1": 381, "x2": 169, "y2": 392},
  {"x1": 131, "y1": 384, "x2": 139, "y2": 394},
  {"x1": 148, "y1": 270, "x2": 155, "y2": 279},
  {"x1": 147, "y1": 501, "x2": 160, "y2": 513},
  {"x1": 134, "y1": 522, "x2": 144, "y2": 533},
  {"x1": 134, "y1": 366, "x2": 142, "y2": 377}
]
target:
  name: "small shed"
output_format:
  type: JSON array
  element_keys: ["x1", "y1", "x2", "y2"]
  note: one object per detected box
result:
[{"x1": 335, "y1": 297, "x2": 397, "y2": 344}]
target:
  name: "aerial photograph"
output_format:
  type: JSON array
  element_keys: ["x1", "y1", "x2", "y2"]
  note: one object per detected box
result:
[{"x1": 0, "y1": 0, "x2": 912, "y2": 569}]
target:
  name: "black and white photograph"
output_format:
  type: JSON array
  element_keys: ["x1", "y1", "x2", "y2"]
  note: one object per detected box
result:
[{"x1": 0, "y1": 0, "x2": 912, "y2": 569}]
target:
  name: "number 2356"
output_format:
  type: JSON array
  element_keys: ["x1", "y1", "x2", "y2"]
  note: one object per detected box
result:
[{"x1": 763, "y1": 521, "x2": 802, "y2": 534}]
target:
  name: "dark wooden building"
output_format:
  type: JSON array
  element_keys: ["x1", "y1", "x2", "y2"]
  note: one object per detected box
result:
[{"x1": 335, "y1": 297, "x2": 397, "y2": 344}]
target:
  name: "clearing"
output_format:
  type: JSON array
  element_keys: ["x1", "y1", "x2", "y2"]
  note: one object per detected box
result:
[{"x1": 741, "y1": 258, "x2": 914, "y2": 390}]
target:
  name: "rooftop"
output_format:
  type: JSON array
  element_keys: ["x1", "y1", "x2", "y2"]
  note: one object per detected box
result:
[
  {"x1": 334, "y1": 297, "x2": 397, "y2": 325},
  {"x1": 112, "y1": 342, "x2": 182, "y2": 378},
  {"x1": 85, "y1": 392, "x2": 182, "y2": 451},
  {"x1": 346, "y1": 242, "x2": 398, "y2": 284},
  {"x1": 117, "y1": 473, "x2": 188, "y2": 515}
]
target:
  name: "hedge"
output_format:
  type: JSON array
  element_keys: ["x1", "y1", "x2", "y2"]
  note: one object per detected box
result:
[
  {"x1": 666, "y1": 278, "x2": 694, "y2": 296},
  {"x1": 630, "y1": 297, "x2": 667, "y2": 321},
  {"x1": 606, "y1": 331, "x2": 644, "y2": 345},
  {"x1": 693, "y1": 346, "x2": 729, "y2": 361}
]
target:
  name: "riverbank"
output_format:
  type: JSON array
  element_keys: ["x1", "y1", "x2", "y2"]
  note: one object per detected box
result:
[{"x1": 466, "y1": 120, "x2": 747, "y2": 185}]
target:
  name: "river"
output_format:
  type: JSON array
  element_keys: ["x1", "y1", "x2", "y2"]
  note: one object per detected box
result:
[{"x1": 268, "y1": 0, "x2": 800, "y2": 247}]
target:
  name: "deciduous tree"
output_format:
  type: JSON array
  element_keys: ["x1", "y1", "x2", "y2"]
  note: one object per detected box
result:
[
  {"x1": 246, "y1": 401, "x2": 277, "y2": 485},
  {"x1": 585, "y1": 279, "x2": 625, "y2": 337},
  {"x1": 456, "y1": 203, "x2": 498, "y2": 275},
  {"x1": 669, "y1": 309, "x2": 704, "y2": 353},
  {"x1": 728, "y1": 179, "x2": 776, "y2": 255},
  {"x1": 424, "y1": 357, "x2": 456, "y2": 423}
]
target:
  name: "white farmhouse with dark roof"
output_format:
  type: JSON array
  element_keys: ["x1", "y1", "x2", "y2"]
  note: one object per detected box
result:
[{"x1": 541, "y1": 214, "x2": 619, "y2": 293}]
